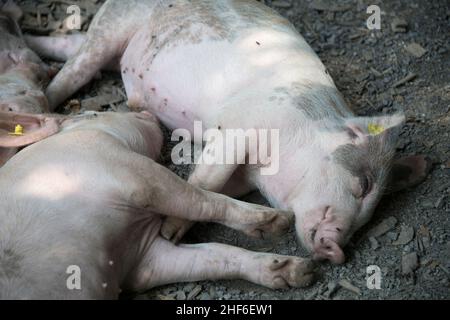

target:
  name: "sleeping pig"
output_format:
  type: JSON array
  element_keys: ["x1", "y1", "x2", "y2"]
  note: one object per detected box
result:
[
  {"x1": 0, "y1": 0, "x2": 52, "y2": 166},
  {"x1": 26, "y1": 0, "x2": 430, "y2": 264},
  {"x1": 0, "y1": 110, "x2": 314, "y2": 299}
]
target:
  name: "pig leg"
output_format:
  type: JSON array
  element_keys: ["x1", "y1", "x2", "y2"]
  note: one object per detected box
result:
[
  {"x1": 161, "y1": 136, "x2": 249, "y2": 242},
  {"x1": 161, "y1": 167, "x2": 256, "y2": 242},
  {"x1": 24, "y1": 34, "x2": 87, "y2": 63},
  {"x1": 124, "y1": 156, "x2": 291, "y2": 239},
  {"x1": 129, "y1": 237, "x2": 315, "y2": 291},
  {"x1": 43, "y1": 0, "x2": 156, "y2": 109},
  {"x1": 44, "y1": 38, "x2": 119, "y2": 110},
  {"x1": 24, "y1": 34, "x2": 120, "y2": 72}
]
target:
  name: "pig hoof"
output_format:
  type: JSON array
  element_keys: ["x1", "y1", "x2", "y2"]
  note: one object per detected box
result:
[
  {"x1": 243, "y1": 210, "x2": 293, "y2": 239},
  {"x1": 256, "y1": 256, "x2": 316, "y2": 289},
  {"x1": 160, "y1": 218, "x2": 193, "y2": 243}
]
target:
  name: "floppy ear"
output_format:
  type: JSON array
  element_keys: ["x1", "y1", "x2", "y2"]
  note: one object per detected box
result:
[
  {"x1": 387, "y1": 155, "x2": 432, "y2": 193},
  {"x1": 0, "y1": 111, "x2": 61, "y2": 148}
]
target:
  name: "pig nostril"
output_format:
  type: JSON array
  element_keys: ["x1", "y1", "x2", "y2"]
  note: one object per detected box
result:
[{"x1": 336, "y1": 227, "x2": 341, "y2": 232}]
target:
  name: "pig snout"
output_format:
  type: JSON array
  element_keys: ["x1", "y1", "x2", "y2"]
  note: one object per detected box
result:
[{"x1": 298, "y1": 206, "x2": 347, "y2": 265}]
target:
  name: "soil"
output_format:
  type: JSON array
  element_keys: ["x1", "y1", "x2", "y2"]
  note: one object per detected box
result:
[{"x1": 17, "y1": 0, "x2": 449, "y2": 300}]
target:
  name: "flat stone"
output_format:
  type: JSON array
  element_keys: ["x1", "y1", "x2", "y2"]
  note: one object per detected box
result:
[
  {"x1": 369, "y1": 237, "x2": 379, "y2": 250},
  {"x1": 366, "y1": 217, "x2": 398, "y2": 238},
  {"x1": 187, "y1": 285, "x2": 202, "y2": 300},
  {"x1": 405, "y1": 43, "x2": 427, "y2": 58},
  {"x1": 402, "y1": 252, "x2": 419, "y2": 275},
  {"x1": 393, "y1": 225, "x2": 415, "y2": 245},
  {"x1": 175, "y1": 290, "x2": 186, "y2": 300},
  {"x1": 338, "y1": 279, "x2": 361, "y2": 295}
]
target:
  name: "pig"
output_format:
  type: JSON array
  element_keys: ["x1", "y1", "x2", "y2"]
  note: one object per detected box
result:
[
  {"x1": 0, "y1": 0, "x2": 52, "y2": 166},
  {"x1": 26, "y1": 0, "x2": 430, "y2": 264},
  {"x1": 0, "y1": 110, "x2": 315, "y2": 299}
]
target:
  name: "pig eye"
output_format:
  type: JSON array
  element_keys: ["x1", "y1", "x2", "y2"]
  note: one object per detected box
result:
[{"x1": 359, "y1": 175, "x2": 372, "y2": 198}]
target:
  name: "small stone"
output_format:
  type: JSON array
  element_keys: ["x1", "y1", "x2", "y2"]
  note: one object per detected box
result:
[
  {"x1": 199, "y1": 292, "x2": 211, "y2": 300},
  {"x1": 187, "y1": 285, "x2": 202, "y2": 300},
  {"x1": 175, "y1": 290, "x2": 186, "y2": 300},
  {"x1": 387, "y1": 231, "x2": 399, "y2": 241},
  {"x1": 366, "y1": 217, "x2": 398, "y2": 238},
  {"x1": 338, "y1": 279, "x2": 361, "y2": 296},
  {"x1": 183, "y1": 283, "x2": 195, "y2": 292},
  {"x1": 208, "y1": 287, "x2": 216, "y2": 299},
  {"x1": 223, "y1": 293, "x2": 232, "y2": 300},
  {"x1": 402, "y1": 252, "x2": 419, "y2": 275},
  {"x1": 393, "y1": 225, "x2": 415, "y2": 245},
  {"x1": 422, "y1": 237, "x2": 430, "y2": 249},
  {"x1": 369, "y1": 237, "x2": 379, "y2": 250},
  {"x1": 230, "y1": 289, "x2": 241, "y2": 296},
  {"x1": 391, "y1": 17, "x2": 408, "y2": 33},
  {"x1": 324, "y1": 281, "x2": 339, "y2": 298},
  {"x1": 417, "y1": 225, "x2": 431, "y2": 237},
  {"x1": 393, "y1": 72, "x2": 417, "y2": 87},
  {"x1": 405, "y1": 43, "x2": 427, "y2": 58},
  {"x1": 434, "y1": 196, "x2": 445, "y2": 209}
]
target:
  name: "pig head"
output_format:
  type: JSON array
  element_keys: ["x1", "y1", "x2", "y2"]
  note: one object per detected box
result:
[
  {"x1": 0, "y1": 1, "x2": 50, "y2": 114},
  {"x1": 0, "y1": 1, "x2": 52, "y2": 166},
  {"x1": 258, "y1": 112, "x2": 431, "y2": 264}
]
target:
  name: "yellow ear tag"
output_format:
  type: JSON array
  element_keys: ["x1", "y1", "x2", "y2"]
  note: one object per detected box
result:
[
  {"x1": 368, "y1": 123, "x2": 385, "y2": 135},
  {"x1": 8, "y1": 124, "x2": 24, "y2": 136}
]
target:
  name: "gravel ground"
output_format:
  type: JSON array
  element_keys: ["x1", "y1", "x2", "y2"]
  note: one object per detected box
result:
[{"x1": 18, "y1": 0, "x2": 449, "y2": 300}]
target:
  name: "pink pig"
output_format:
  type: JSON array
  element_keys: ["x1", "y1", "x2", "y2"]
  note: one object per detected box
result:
[
  {"x1": 0, "y1": 110, "x2": 314, "y2": 299},
  {"x1": 0, "y1": 1, "x2": 52, "y2": 166}
]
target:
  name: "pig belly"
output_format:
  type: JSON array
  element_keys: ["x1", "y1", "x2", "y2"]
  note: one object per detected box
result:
[{"x1": 121, "y1": 22, "x2": 323, "y2": 133}]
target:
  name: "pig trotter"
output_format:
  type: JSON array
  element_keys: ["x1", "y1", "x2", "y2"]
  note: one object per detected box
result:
[{"x1": 251, "y1": 255, "x2": 316, "y2": 289}]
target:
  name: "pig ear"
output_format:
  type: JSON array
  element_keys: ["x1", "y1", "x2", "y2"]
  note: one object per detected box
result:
[
  {"x1": 386, "y1": 155, "x2": 432, "y2": 193},
  {"x1": 0, "y1": 111, "x2": 61, "y2": 148},
  {"x1": 345, "y1": 113, "x2": 405, "y2": 146}
]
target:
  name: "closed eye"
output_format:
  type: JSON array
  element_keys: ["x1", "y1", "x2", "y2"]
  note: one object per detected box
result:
[{"x1": 360, "y1": 175, "x2": 372, "y2": 198}]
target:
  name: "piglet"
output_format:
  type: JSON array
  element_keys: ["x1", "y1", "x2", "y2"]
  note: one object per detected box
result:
[
  {"x1": 0, "y1": 0, "x2": 52, "y2": 166},
  {"x1": 0, "y1": 110, "x2": 314, "y2": 299}
]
